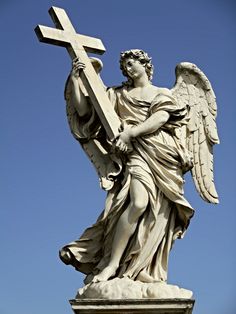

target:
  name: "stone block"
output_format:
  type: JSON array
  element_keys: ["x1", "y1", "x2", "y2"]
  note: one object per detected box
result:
[{"x1": 70, "y1": 298, "x2": 195, "y2": 314}]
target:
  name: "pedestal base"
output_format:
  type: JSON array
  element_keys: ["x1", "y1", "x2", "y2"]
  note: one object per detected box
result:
[{"x1": 70, "y1": 298, "x2": 195, "y2": 314}]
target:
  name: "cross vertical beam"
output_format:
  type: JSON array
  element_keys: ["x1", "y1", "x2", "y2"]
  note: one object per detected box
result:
[{"x1": 35, "y1": 7, "x2": 120, "y2": 140}]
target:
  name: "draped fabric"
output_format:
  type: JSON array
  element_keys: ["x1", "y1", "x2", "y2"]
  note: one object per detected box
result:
[{"x1": 60, "y1": 86, "x2": 194, "y2": 283}]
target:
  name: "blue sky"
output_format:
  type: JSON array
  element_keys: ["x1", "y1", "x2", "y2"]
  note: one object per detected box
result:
[{"x1": 1, "y1": 1, "x2": 235, "y2": 313}]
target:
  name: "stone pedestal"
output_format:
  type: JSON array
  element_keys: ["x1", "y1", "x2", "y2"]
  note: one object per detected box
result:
[{"x1": 70, "y1": 298, "x2": 195, "y2": 314}]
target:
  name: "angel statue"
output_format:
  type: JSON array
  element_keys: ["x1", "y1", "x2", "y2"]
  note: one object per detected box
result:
[{"x1": 59, "y1": 49, "x2": 219, "y2": 295}]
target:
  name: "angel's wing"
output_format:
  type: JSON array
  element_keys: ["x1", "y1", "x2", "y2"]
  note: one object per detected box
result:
[{"x1": 172, "y1": 62, "x2": 219, "y2": 204}]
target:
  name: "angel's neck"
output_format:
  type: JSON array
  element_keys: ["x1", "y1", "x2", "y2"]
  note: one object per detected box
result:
[{"x1": 133, "y1": 76, "x2": 151, "y2": 88}]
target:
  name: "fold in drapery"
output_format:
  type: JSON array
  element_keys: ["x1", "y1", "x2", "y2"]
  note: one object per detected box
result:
[{"x1": 60, "y1": 86, "x2": 194, "y2": 283}]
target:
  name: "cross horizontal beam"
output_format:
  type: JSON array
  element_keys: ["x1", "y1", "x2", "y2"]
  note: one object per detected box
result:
[
  {"x1": 35, "y1": 25, "x2": 106, "y2": 54},
  {"x1": 35, "y1": 7, "x2": 120, "y2": 139}
]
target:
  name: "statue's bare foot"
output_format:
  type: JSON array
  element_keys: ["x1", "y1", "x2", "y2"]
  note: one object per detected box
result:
[
  {"x1": 92, "y1": 265, "x2": 117, "y2": 283},
  {"x1": 137, "y1": 270, "x2": 155, "y2": 283}
]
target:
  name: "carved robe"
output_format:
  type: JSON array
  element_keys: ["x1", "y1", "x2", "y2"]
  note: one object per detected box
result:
[{"x1": 60, "y1": 85, "x2": 194, "y2": 283}]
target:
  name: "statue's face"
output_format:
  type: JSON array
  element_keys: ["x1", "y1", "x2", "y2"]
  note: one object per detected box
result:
[{"x1": 123, "y1": 57, "x2": 146, "y2": 80}]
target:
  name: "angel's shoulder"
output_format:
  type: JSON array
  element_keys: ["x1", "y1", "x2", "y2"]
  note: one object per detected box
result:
[{"x1": 154, "y1": 86, "x2": 172, "y2": 97}]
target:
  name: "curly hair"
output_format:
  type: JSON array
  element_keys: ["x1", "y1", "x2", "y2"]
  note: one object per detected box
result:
[{"x1": 120, "y1": 49, "x2": 154, "y2": 86}]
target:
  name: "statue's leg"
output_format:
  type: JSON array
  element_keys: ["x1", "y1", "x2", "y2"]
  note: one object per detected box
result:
[{"x1": 92, "y1": 178, "x2": 149, "y2": 282}]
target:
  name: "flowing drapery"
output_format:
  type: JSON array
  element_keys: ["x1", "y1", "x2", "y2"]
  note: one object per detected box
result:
[{"x1": 60, "y1": 86, "x2": 194, "y2": 283}]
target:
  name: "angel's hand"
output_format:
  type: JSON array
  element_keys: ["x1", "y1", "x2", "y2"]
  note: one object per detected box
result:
[
  {"x1": 71, "y1": 57, "x2": 85, "y2": 80},
  {"x1": 115, "y1": 129, "x2": 133, "y2": 153}
]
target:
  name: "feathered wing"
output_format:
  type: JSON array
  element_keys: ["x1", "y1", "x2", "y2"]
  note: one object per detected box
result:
[{"x1": 172, "y1": 62, "x2": 219, "y2": 203}]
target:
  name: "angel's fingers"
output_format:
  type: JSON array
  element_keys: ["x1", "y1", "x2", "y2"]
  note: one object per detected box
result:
[
  {"x1": 122, "y1": 143, "x2": 129, "y2": 152},
  {"x1": 73, "y1": 63, "x2": 85, "y2": 70},
  {"x1": 72, "y1": 57, "x2": 80, "y2": 64},
  {"x1": 123, "y1": 145, "x2": 128, "y2": 153},
  {"x1": 120, "y1": 143, "x2": 126, "y2": 151},
  {"x1": 78, "y1": 62, "x2": 86, "y2": 68},
  {"x1": 74, "y1": 65, "x2": 85, "y2": 72},
  {"x1": 116, "y1": 140, "x2": 125, "y2": 151},
  {"x1": 115, "y1": 139, "x2": 121, "y2": 148},
  {"x1": 72, "y1": 58, "x2": 84, "y2": 66}
]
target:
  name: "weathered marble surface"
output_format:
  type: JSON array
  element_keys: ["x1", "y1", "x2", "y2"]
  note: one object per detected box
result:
[
  {"x1": 70, "y1": 298, "x2": 195, "y2": 314},
  {"x1": 60, "y1": 51, "x2": 219, "y2": 287},
  {"x1": 77, "y1": 278, "x2": 192, "y2": 300}
]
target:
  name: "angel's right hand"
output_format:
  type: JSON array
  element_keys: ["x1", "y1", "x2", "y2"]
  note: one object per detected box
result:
[{"x1": 71, "y1": 57, "x2": 85, "y2": 79}]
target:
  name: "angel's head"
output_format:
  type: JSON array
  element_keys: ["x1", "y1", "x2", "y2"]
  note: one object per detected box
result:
[{"x1": 120, "y1": 49, "x2": 154, "y2": 86}]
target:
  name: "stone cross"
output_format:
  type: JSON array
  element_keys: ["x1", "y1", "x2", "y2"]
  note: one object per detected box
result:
[{"x1": 35, "y1": 6, "x2": 120, "y2": 140}]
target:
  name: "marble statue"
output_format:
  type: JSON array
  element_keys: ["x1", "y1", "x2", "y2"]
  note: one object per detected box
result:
[
  {"x1": 59, "y1": 49, "x2": 219, "y2": 289},
  {"x1": 35, "y1": 7, "x2": 219, "y2": 300}
]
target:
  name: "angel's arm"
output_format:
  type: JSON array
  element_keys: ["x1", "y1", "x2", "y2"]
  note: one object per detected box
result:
[
  {"x1": 131, "y1": 110, "x2": 170, "y2": 137},
  {"x1": 116, "y1": 110, "x2": 170, "y2": 151},
  {"x1": 68, "y1": 58, "x2": 92, "y2": 117}
]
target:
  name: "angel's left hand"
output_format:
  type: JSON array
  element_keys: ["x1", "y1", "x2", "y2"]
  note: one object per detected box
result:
[{"x1": 115, "y1": 129, "x2": 133, "y2": 153}]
